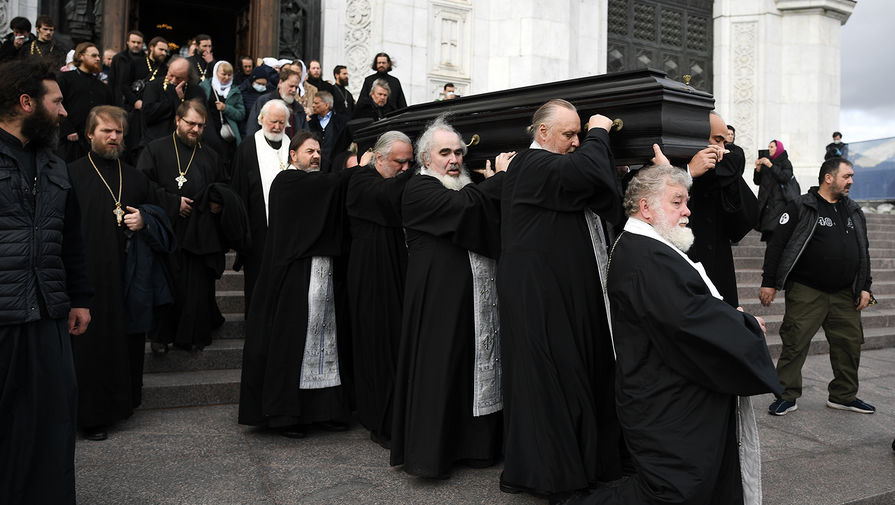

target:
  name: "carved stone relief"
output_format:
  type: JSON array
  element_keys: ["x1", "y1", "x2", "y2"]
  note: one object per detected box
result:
[
  {"x1": 731, "y1": 21, "x2": 757, "y2": 153},
  {"x1": 344, "y1": 0, "x2": 371, "y2": 97}
]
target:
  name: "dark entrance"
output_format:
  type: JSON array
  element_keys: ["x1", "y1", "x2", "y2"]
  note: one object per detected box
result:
[
  {"x1": 135, "y1": 0, "x2": 245, "y2": 63},
  {"x1": 606, "y1": 0, "x2": 714, "y2": 92}
]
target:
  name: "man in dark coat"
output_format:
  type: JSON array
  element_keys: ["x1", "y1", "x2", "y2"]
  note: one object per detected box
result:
[
  {"x1": 186, "y1": 34, "x2": 215, "y2": 82},
  {"x1": 239, "y1": 132, "x2": 353, "y2": 438},
  {"x1": 345, "y1": 131, "x2": 414, "y2": 447},
  {"x1": 306, "y1": 60, "x2": 334, "y2": 95},
  {"x1": 390, "y1": 118, "x2": 505, "y2": 479},
  {"x1": 0, "y1": 59, "x2": 91, "y2": 505},
  {"x1": 358, "y1": 52, "x2": 407, "y2": 110},
  {"x1": 231, "y1": 99, "x2": 292, "y2": 315},
  {"x1": 19, "y1": 15, "x2": 66, "y2": 68},
  {"x1": 140, "y1": 56, "x2": 204, "y2": 147},
  {"x1": 108, "y1": 30, "x2": 146, "y2": 107},
  {"x1": 137, "y1": 100, "x2": 227, "y2": 352},
  {"x1": 0, "y1": 16, "x2": 34, "y2": 63},
  {"x1": 56, "y1": 42, "x2": 114, "y2": 162},
  {"x1": 353, "y1": 79, "x2": 395, "y2": 122},
  {"x1": 566, "y1": 163, "x2": 781, "y2": 505},
  {"x1": 498, "y1": 100, "x2": 624, "y2": 499},
  {"x1": 331, "y1": 65, "x2": 355, "y2": 116},
  {"x1": 685, "y1": 111, "x2": 756, "y2": 307},
  {"x1": 245, "y1": 66, "x2": 308, "y2": 138},
  {"x1": 67, "y1": 106, "x2": 174, "y2": 441},
  {"x1": 308, "y1": 91, "x2": 350, "y2": 172}
]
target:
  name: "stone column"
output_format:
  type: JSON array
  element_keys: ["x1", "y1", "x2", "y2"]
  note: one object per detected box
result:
[{"x1": 713, "y1": 0, "x2": 854, "y2": 187}]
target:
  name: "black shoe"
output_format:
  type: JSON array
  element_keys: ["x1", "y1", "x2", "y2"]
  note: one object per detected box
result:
[
  {"x1": 279, "y1": 425, "x2": 307, "y2": 439},
  {"x1": 317, "y1": 420, "x2": 349, "y2": 432},
  {"x1": 150, "y1": 342, "x2": 167, "y2": 356},
  {"x1": 499, "y1": 472, "x2": 524, "y2": 494},
  {"x1": 83, "y1": 426, "x2": 108, "y2": 441}
]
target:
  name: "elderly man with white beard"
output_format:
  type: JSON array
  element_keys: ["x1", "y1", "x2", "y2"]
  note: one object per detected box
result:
[
  {"x1": 231, "y1": 99, "x2": 292, "y2": 314},
  {"x1": 562, "y1": 162, "x2": 782, "y2": 505},
  {"x1": 389, "y1": 117, "x2": 512, "y2": 479},
  {"x1": 245, "y1": 66, "x2": 308, "y2": 138}
]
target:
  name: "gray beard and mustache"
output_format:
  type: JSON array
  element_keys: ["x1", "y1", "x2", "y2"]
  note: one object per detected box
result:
[
  {"x1": 420, "y1": 165, "x2": 472, "y2": 191},
  {"x1": 652, "y1": 204, "x2": 695, "y2": 252},
  {"x1": 263, "y1": 130, "x2": 284, "y2": 142}
]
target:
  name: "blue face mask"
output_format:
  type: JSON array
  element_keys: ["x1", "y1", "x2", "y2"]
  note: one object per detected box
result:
[{"x1": 253, "y1": 83, "x2": 266, "y2": 92}]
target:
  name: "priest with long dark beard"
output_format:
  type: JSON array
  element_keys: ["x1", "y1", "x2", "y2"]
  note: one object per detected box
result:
[
  {"x1": 345, "y1": 130, "x2": 414, "y2": 447},
  {"x1": 67, "y1": 106, "x2": 174, "y2": 441},
  {"x1": 565, "y1": 163, "x2": 781, "y2": 505},
  {"x1": 239, "y1": 132, "x2": 353, "y2": 438},
  {"x1": 137, "y1": 99, "x2": 226, "y2": 353},
  {"x1": 390, "y1": 117, "x2": 509, "y2": 479},
  {"x1": 231, "y1": 99, "x2": 292, "y2": 315},
  {"x1": 498, "y1": 100, "x2": 625, "y2": 500}
]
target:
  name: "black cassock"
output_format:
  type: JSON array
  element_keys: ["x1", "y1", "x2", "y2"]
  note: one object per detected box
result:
[
  {"x1": 390, "y1": 173, "x2": 504, "y2": 478},
  {"x1": 345, "y1": 166, "x2": 412, "y2": 446},
  {"x1": 577, "y1": 230, "x2": 782, "y2": 505},
  {"x1": 687, "y1": 142, "x2": 755, "y2": 307},
  {"x1": 67, "y1": 154, "x2": 156, "y2": 427},
  {"x1": 137, "y1": 134, "x2": 226, "y2": 348},
  {"x1": 238, "y1": 169, "x2": 352, "y2": 427},
  {"x1": 140, "y1": 80, "x2": 204, "y2": 146},
  {"x1": 497, "y1": 128, "x2": 625, "y2": 496}
]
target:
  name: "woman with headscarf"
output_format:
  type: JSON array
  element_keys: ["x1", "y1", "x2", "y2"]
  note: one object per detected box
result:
[
  {"x1": 200, "y1": 60, "x2": 246, "y2": 178},
  {"x1": 754, "y1": 139, "x2": 794, "y2": 241}
]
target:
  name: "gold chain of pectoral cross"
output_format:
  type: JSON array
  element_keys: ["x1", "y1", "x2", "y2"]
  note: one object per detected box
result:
[
  {"x1": 87, "y1": 153, "x2": 125, "y2": 226},
  {"x1": 172, "y1": 132, "x2": 197, "y2": 190},
  {"x1": 30, "y1": 40, "x2": 54, "y2": 56},
  {"x1": 146, "y1": 56, "x2": 160, "y2": 81},
  {"x1": 196, "y1": 60, "x2": 207, "y2": 82}
]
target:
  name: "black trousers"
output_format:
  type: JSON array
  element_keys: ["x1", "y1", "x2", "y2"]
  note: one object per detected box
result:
[{"x1": 0, "y1": 319, "x2": 78, "y2": 505}]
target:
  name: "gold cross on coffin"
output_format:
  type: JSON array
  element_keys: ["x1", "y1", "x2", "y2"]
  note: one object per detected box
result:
[
  {"x1": 175, "y1": 174, "x2": 187, "y2": 189},
  {"x1": 113, "y1": 204, "x2": 125, "y2": 226}
]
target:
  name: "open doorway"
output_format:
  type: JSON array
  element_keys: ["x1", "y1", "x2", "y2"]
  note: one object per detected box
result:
[{"x1": 136, "y1": 0, "x2": 245, "y2": 64}]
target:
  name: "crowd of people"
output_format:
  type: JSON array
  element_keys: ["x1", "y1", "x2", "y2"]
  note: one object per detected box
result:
[{"x1": 0, "y1": 13, "x2": 884, "y2": 505}]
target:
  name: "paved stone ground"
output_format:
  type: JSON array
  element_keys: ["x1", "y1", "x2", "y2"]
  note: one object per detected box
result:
[{"x1": 76, "y1": 348, "x2": 895, "y2": 505}]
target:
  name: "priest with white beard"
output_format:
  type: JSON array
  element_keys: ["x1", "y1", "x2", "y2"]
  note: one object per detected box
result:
[
  {"x1": 390, "y1": 117, "x2": 512, "y2": 479},
  {"x1": 231, "y1": 99, "x2": 292, "y2": 314},
  {"x1": 566, "y1": 162, "x2": 782, "y2": 505}
]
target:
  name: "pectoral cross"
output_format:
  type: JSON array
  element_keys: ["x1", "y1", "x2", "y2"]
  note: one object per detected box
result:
[
  {"x1": 175, "y1": 174, "x2": 187, "y2": 189},
  {"x1": 113, "y1": 204, "x2": 125, "y2": 226}
]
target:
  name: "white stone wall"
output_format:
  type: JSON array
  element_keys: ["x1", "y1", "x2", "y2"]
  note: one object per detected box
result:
[
  {"x1": 0, "y1": 0, "x2": 40, "y2": 35},
  {"x1": 713, "y1": 0, "x2": 854, "y2": 188}
]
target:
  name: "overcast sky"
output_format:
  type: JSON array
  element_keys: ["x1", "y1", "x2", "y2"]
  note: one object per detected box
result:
[{"x1": 840, "y1": 0, "x2": 894, "y2": 142}]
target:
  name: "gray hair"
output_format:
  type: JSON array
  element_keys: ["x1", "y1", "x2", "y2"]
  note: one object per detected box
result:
[
  {"x1": 527, "y1": 98, "x2": 576, "y2": 137},
  {"x1": 257, "y1": 99, "x2": 291, "y2": 125},
  {"x1": 315, "y1": 91, "x2": 333, "y2": 108},
  {"x1": 371, "y1": 130, "x2": 412, "y2": 165},
  {"x1": 623, "y1": 164, "x2": 692, "y2": 217},
  {"x1": 371, "y1": 79, "x2": 391, "y2": 95},
  {"x1": 415, "y1": 115, "x2": 466, "y2": 167}
]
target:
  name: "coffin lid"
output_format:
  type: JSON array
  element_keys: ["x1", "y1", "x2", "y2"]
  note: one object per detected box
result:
[{"x1": 351, "y1": 68, "x2": 716, "y2": 166}]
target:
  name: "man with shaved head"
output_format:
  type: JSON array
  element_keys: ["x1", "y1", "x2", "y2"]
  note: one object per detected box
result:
[
  {"x1": 498, "y1": 99, "x2": 625, "y2": 500},
  {"x1": 231, "y1": 99, "x2": 293, "y2": 313},
  {"x1": 139, "y1": 55, "x2": 203, "y2": 147}
]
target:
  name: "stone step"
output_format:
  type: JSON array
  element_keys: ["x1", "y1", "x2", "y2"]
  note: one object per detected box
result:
[
  {"x1": 733, "y1": 246, "x2": 895, "y2": 259},
  {"x1": 140, "y1": 369, "x2": 241, "y2": 409},
  {"x1": 736, "y1": 268, "x2": 895, "y2": 284},
  {"x1": 143, "y1": 338, "x2": 244, "y2": 373},
  {"x1": 736, "y1": 279, "x2": 895, "y2": 300},
  {"x1": 732, "y1": 257, "x2": 895, "y2": 270},
  {"x1": 759, "y1": 309, "x2": 895, "y2": 334},
  {"x1": 216, "y1": 290, "x2": 245, "y2": 314},
  {"x1": 763, "y1": 326, "x2": 895, "y2": 359},
  {"x1": 215, "y1": 270, "x2": 244, "y2": 292},
  {"x1": 211, "y1": 313, "x2": 245, "y2": 340},
  {"x1": 738, "y1": 294, "x2": 895, "y2": 317}
]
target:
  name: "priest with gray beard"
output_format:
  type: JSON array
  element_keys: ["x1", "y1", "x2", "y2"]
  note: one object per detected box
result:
[
  {"x1": 565, "y1": 162, "x2": 781, "y2": 505},
  {"x1": 231, "y1": 99, "x2": 293, "y2": 314},
  {"x1": 390, "y1": 117, "x2": 511, "y2": 479}
]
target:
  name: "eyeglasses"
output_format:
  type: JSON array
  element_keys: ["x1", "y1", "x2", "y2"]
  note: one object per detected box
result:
[{"x1": 180, "y1": 119, "x2": 205, "y2": 129}]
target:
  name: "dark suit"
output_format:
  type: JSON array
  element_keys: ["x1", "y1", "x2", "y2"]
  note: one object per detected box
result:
[{"x1": 309, "y1": 111, "x2": 350, "y2": 173}]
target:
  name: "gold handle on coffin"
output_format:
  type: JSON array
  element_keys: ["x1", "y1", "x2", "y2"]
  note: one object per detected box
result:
[
  {"x1": 466, "y1": 134, "x2": 480, "y2": 147},
  {"x1": 611, "y1": 118, "x2": 624, "y2": 132}
]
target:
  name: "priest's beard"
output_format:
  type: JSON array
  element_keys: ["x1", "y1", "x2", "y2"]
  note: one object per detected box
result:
[
  {"x1": 420, "y1": 165, "x2": 472, "y2": 191},
  {"x1": 91, "y1": 140, "x2": 124, "y2": 160},
  {"x1": 652, "y1": 203, "x2": 694, "y2": 252},
  {"x1": 21, "y1": 102, "x2": 60, "y2": 150},
  {"x1": 263, "y1": 130, "x2": 284, "y2": 143},
  {"x1": 281, "y1": 94, "x2": 295, "y2": 104},
  {"x1": 175, "y1": 129, "x2": 198, "y2": 147}
]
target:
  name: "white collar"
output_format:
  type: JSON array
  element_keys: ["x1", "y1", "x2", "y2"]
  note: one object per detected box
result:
[{"x1": 623, "y1": 217, "x2": 723, "y2": 300}]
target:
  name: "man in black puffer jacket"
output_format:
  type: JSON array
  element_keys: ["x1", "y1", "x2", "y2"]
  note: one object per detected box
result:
[{"x1": 0, "y1": 60, "x2": 92, "y2": 505}]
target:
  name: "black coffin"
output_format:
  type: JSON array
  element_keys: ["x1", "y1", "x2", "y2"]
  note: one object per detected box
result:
[{"x1": 350, "y1": 68, "x2": 715, "y2": 167}]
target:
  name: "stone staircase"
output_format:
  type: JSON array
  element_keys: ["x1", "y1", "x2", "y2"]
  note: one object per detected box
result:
[{"x1": 139, "y1": 213, "x2": 895, "y2": 409}]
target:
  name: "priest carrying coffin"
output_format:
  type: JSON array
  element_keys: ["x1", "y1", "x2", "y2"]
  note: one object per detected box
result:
[
  {"x1": 239, "y1": 131, "x2": 353, "y2": 438},
  {"x1": 565, "y1": 162, "x2": 781, "y2": 505},
  {"x1": 390, "y1": 117, "x2": 511, "y2": 479}
]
